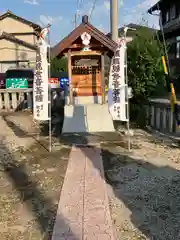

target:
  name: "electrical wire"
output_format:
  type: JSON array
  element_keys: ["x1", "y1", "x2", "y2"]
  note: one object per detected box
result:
[
  {"x1": 74, "y1": 0, "x2": 84, "y2": 26},
  {"x1": 73, "y1": 0, "x2": 97, "y2": 26},
  {"x1": 89, "y1": 0, "x2": 98, "y2": 20}
]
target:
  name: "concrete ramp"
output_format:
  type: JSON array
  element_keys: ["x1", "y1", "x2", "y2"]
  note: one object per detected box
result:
[{"x1": 62, "y1": 104, "x2": 115, "y2": 133}]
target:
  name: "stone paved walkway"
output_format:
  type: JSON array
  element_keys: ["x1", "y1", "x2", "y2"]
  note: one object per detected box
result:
[{"x1": 52, "y1": 146, "x2": 114, "y2": 240}]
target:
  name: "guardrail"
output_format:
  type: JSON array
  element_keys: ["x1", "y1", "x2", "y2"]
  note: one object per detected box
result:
[
  {"x1": 1, "y1": 89, "x2": 179, "y2": 136},
  {"x1": 0, "y1": 88, "x2": 64, "y2": 112},
  {"x1": 146, "y1": 99, "x2": 180, "y2": 135},
  {"x1": 0, "y1": 88, "x2": 33, "y2": 111}
]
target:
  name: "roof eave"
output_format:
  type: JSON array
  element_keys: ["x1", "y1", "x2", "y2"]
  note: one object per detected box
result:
[
  {"x1": 51, "y1": 22, "x2": 117, "y2": 58},
  {"x1": 0, "y1": 32, "x2": 37, "y2": 51},
  {"x1": 0, "y1": 11, "x2": 42, "y2": 31},
  {"x1": 51, "y1": 24, "x2": 86, "y2": 58},
  {"x1": 86, "y1": 23, "x2": 117, "y2": 51},
  {"x1": 147, "y1": 1, "x2": 161, "y2": 14},
  {"x1": 148, "y1": 5, "x2": 158, "y2": 14}
]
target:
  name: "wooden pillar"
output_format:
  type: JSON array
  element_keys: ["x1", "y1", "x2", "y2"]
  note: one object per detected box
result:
[
  {"x1": 68, "y1": 49, "x2": 73, "y2": 105},
  {"x1": 101, "y1": 53, "x2": 105, "y2": 104}
]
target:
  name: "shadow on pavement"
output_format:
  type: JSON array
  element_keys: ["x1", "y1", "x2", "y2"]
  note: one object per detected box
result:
[
  {"x1": 0, "y1": 141, "x2": 77, "y2": 239},
  {"x1": 2, "y1": 114, "x2": 180, "y2": 239},
  {"x1": 102, "y1": 148, "x2": 180, "y2": 239},
  {"x1": 58, "y1": 130, "x2": 180, "y2": 239}
]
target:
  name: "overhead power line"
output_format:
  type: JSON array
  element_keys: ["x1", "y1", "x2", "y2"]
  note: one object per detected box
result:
[
  {"x1": 89, "y1": 0, "x2": 98, "y2": 20},
  {"x1": 73, "y1": 0, "x2": 84, "y2": 27},
  {"x1": 72, "y1": 0, "x2": 97, "y2": 28}
]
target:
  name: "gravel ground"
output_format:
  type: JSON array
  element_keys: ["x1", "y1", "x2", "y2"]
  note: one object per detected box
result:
[
  {"x1": 0, "y1": 112, "x2": 70, "y2": 240},
  {"x1": 2, "y1": 112, "x2": 180, "y2": 240},
  {"x1": 102, "y1": 129, "x2": 180, "y2": 240}
]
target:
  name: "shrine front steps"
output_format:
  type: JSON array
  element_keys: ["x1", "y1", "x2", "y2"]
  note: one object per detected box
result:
[{"x1": 62, "y1": 104, "x2": 115, "y2": 133}]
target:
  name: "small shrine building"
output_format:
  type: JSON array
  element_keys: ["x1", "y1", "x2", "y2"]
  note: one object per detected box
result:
[{"x1": 51, "y1": 15, "x2": 117, "y2": 104}]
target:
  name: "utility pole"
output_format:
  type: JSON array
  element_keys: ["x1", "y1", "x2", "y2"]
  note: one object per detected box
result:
[{"x1": 110, "y1": 0, "x2": 118, "y2": 42}]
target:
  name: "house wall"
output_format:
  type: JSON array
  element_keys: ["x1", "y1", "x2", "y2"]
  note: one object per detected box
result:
[
  {"x1": 160, "y1": 2, "x2": 180, "y2": 28},
  {"x1": 0, "y1": 17, "x2": 38, "y2": 45},
  {"x1": 13, "y1": 34, "x2": 37, "y2": 45},
  {"x1": 0, "y1": 16, "x2": 38, "y2": 72},
  {"x1": 159, "y1": 2, "x2": 180, "y2": 79},
  {"x1": 0, "y1": 39, "x2": 36, "y2": 72},
  {"x1": 0, "y1": 17, "x2": 34, "y2": 33}
]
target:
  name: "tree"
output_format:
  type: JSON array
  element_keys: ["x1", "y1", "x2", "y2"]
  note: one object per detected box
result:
[
  {"x1": 127, "y1": 28, "x2": 167, "y2": 104},
  {"x1": 51, "y1": 56, "x2": 68, "y2": 73}
]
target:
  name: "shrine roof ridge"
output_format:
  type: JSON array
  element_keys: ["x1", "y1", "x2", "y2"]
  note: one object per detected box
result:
[{"x1": 51, "y1": 15, "x2": 118, "y2": 57}]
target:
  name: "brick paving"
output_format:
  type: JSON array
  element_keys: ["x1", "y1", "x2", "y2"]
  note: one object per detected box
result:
[{"x1": 52, "y1": 146, "x2": 114, "y2": 240}]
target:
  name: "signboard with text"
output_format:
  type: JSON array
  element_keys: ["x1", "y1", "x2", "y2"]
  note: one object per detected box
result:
[
  {"x1": 6, "y1": 78, "x2": 28, "y2": 89},
  {"x1": 48, "y1": 78, "x2": 59, "y2": 88},
  {"x1": 33, "y1": 44, "x2": 49, "y2": 120},
  {"x1": 108, "y1": 39, "x2": 128, "y2": 121},
  {"x1": 48, "y1": 78, "x2": 59, "y2": 84}
]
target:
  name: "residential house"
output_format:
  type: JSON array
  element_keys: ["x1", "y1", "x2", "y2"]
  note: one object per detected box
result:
[
  {"x1": 0, "y1": 10, "x2": 41, "y2": 72},
  {"x1": 148, "y1": 1, "x2": 180, "y2": 76}
]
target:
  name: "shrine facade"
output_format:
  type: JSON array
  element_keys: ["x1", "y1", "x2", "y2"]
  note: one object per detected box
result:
[{"x1": 51, "y1": 15, "x2": 117, "y2": 104}]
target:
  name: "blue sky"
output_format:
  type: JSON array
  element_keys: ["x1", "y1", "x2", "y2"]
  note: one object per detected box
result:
[{"x1": 0, "y1": 0, "x2": 159, "y2": 45}]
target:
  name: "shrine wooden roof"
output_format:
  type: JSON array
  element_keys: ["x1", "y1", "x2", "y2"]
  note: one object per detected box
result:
[{"x1": 51, "y1": 15, "x2": 117, "y2": 58}]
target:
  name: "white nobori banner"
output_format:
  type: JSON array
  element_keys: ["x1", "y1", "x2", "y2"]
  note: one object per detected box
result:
[
  {"x1": 33, "y1": 43, "x2": 49, "y2": 120},
  {"x1": 108, "y1": 39, "x2": 128, "y2": 121}
]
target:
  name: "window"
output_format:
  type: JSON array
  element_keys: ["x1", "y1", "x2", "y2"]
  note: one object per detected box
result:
[
  {"x1": 167, "y1": 41, "x2": 176, "y2": 60},
  {"x1": 177, "y1": 42, "x2": 180, "y2": 58},
  {"x1": 176, "y1": 36, "x2": 180, "y2": 59},
  {"x1": 166, "y1": 10, "x2": 170, "y2": 22},
  {"x1": 170, "y1": 4, "x2": 176, "y2": 19},
  {"x1": 160, "y1": 11, "x2": 164, "y2": 25}
]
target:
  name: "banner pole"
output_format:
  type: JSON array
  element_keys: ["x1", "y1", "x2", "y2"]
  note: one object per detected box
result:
[
  {"x1": 48, "y1": 28, "x2": 52, "y2": 152},
  {"x1": 124, "y1": 28, "x2": 131, "y2": 152}
]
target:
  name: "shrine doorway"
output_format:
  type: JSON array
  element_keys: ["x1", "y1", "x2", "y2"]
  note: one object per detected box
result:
[{"x1": 71, "y1": 54, "x2": 101, "y2": 103}]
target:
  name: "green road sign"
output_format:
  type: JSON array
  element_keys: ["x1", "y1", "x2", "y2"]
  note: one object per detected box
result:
[{"x1": 6, "y1": 78, "x2": 28, "y2": 89}]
